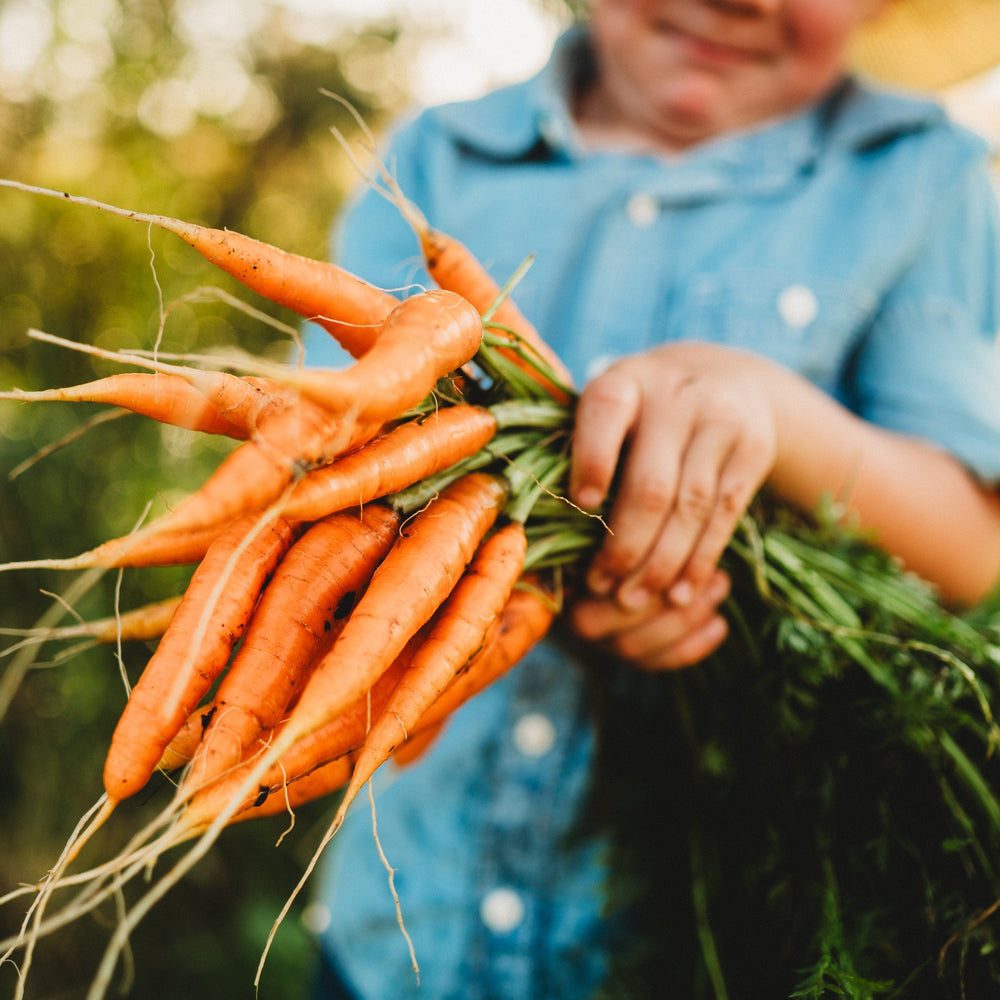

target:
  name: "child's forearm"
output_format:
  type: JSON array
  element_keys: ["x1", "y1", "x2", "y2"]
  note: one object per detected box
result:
[
  {"x1": 764, "y1": 363, "x2": 1000, "y2": 605},
  {"x1": 570, "y1": 340, "x2": 1000, "y2": 610}
]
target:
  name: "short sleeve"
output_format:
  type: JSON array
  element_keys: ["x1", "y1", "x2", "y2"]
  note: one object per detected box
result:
[{"x1": 849, "y1": 163, "x2": 1000, "y2": 483}]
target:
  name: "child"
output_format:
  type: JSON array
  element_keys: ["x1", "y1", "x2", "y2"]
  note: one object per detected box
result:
[{"x1": 308, "y1": 2, "x2": 1000, "y2": 997}]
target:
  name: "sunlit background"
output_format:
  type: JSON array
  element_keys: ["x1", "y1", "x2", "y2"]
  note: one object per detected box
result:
[
  {"x1": 0, "y1": 3, "x2": 997, "y2": 999},
  {"x1": 0, "y1": 0, "x2": 568, "y2": 143},
  {"x1": 1, "y1": 0, "x2": 997, "y2": 140}
]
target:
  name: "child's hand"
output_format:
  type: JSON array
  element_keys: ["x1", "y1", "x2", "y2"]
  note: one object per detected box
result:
[
  {"x1": 570, "y1": 567, "x2": 731, "y2": 671},
  {"x1": 569, "y1": 341, "x2": 777, "y2": 615}
]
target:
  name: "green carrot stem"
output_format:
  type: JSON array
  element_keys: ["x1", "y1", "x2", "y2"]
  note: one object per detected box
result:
[
  {"x1": 488, "y1": 398, "x2": 573, "y2": 430},
  {"x1": 480, "y1": 253, "x2": 535, "y2": 325},
  {"x1": 523, "y1": 529, "x2": 598, "y2": 572}
]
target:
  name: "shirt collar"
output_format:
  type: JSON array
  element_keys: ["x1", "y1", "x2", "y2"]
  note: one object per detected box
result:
[{"x1": 429, "y1": 25, "x2": 952, "y2": 180}]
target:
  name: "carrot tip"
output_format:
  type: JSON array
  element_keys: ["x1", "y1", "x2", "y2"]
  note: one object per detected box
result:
[{"x1": 63, "y1": 798, "x2": 118, "y2": 868}]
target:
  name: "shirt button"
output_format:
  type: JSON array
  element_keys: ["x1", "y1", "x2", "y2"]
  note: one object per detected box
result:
[
  {"x1": 625, "y1": 192, "x2": 659, "y2": 229},
  {"x1": 300, "y1": 902, "x2": 331, "y2": 935},
  {"x1": 776, "y1": 284, "x2": 819, "y2": 329},
  {"x1": 513, "y1": 712, "x2": 557, "y2": 757},
  {"x1": 480, "y1": 887, "x2": 525, "y2": 933}
]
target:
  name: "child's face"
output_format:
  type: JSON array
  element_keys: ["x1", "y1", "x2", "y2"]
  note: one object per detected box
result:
[{"x1": 586, "y1": 0, "x2": 886, "y2": 149}]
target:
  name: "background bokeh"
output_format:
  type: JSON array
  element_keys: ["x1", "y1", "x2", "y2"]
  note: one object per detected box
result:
[{"x1": 0, "y1": 2, "x2": 994, "y2": 998}]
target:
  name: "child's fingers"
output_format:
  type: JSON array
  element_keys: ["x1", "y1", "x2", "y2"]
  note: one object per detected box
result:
[
  {"x1": 613, "y1": 418, "x2": 737, "y2": 609},
  {"x1": 578, "y1": 386, "x2": 696, "y2": 594},
  {"x1": 622, "y1": 418, "x2": 771, "y2": 609},
  {"x1": 667, "y1": 435, "x2": 773, "y2": 605},
  {"x1": 642, "y1": 613, "x2": 729, "y2": 671},
  {"x1": 571, "y1": 569, "x2": 730, "y2": 670},
  {"x1": 568, "y1": 366, "x2": 641, "y2": 511}
]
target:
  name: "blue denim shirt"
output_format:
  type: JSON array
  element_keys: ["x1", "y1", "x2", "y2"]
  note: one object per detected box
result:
[{"x1": 308, "y1": 29, "x2": 1000, "y2": 1000}]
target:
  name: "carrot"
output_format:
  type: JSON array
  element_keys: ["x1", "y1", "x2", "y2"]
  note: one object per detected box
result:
[
  {"x1": 279, "y1": 404, "x2": 498, "y2": 522},
  {"x1": 102, "y1": 512, "x2": 297, "y2": 804},
  {"x1": 336, "y1": 131, "x2": 571, "y2": 395},
  {"x1": 0, "y1": 179, "x2": 398, "y2": 358},
  {"x1": 209, "y1": 718, "x2": 432, "y2": 827},
  {"x1": 18, "y1": 331, "x2": 375, "y2": 544},
  {"x1": 181, "y1": 504, "x2": 401, "y2": 793},
  {"x1": 176, "y1": 476, "x2": 506, "y2": 825},
  {"x1": 158, "y1": 702, "x2": 215, "y2": 772},
  {"x1": 175, "y1": 471, "x2": 508, "y2": 830},
  {"x1": 416, "y1": 580, "x2": 557, "y2": 731},
  {"x1": 389, "y1": 721, "x2": 443, "y2": 768},
  {"x1": 26, "y1": 329, "x2": 291, "y2": 439},
  {"x1": 277, "y1": 471, "x2": 506, "y2": 746},
  {"x1": 0, "y1": 373, "x2": 249, "y2": 438},
  {"x1": 158, "y1": 228, "x2": 398, "y2": 359},
  {"x1": 193, "y1": 576, "x2": 554, "y2": 836},
  {"x1": 178, "y1": 634, "x2": 422, "y2": 833},
  {"x1": 227, "y1": 755, "x2": 354, "y2": 825},
  {"x1": 422, "y1": 229, "x2": 569, "y2": 377},
  {"x1": 402, "y1": 219, "x2": 572, "y2": 402},
  {"x1": 0, "y1": 520, "x2": 232, "y2": 574},
  {"x1": 144, "y1": 391, "x2": 370, "y2": 539},
  {"x1": 61, "y1": 596, "x2": 182, "y2": 645},
  {"x1": 249, "y1": 290, "x2": 483, "y2": 424},
  {"x1": 0, "y1": 597, "x2": 182, "y2": 666},
  {"x1": 332, "y1": 521, "x2": 528, "y2": 822}
]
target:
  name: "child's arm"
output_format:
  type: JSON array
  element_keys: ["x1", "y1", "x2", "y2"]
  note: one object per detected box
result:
[{"x1": 569, "y1": 339, "x2": 1000, "y2": 614}]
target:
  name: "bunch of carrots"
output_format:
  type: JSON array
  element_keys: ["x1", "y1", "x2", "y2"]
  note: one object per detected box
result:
[
  {"x1": 0, "y1": 173, "x2": 603, "y2": 999},
  {"x1": 3, "y1": 170, "x2": 1000, "y2": 1000}
]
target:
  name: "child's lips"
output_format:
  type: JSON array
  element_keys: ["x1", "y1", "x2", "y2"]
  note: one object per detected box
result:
[
  {"x1": 680, "y1": 32, "x2": 765, "y2": 66},
  {"x1": 654, "y1": 17, "x2": 775, "y2": 68}
]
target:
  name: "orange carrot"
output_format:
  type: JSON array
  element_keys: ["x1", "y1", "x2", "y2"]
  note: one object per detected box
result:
[
  {"x1": 417, "y1": 228, "x2": 573, "y2": 399},
  {"x1": 179, "y1": 635, "x2": 421, "y2": 831},
  {"x1": 27, "y1": 329, "x2": 292, "y2": 439},
  {"x1": 159, "y1": 702, "x2": 215, "y2": 772},
  {"x1": 252, "y1": 290, "x2": 483, "y2": 424},
  {"x1": 331, "y1": 522, "x2": 527, "y2": 821},
  {"x1": 278, "y1": 471, "x2": 506, "y2": 748},
  {"x1": 181, "y1": 504, "x2": 401, "y2": 793},
  {"x1": 362, "y1": 153, "x2": 571, "y2": 394},
  {"x1": 227, "y1": 755, "x2": 354, "y2": 825},
  {"x1": 0, "y1": 382, "x2": 374, "y2": 571},
  {"x1": 0, "y1": 520, "x2": 232, "y2": 574},
  {"x1": 181, "y1": 582, "x2": 554, "y2": 835},
  {"x1": 70, "y1": 596, "x2": 183, "y2": 645},
  {"x1": 389, "y1": 721, "x2": 443, "y2": 768},
  {"x1": 417, "y1": 580, "x2": 557, "y2": 730},
  {"x1": 8, "y1": 335, "x2": 372, "y2": 547},
  {"x1": 145, "y1": 392, "x2": 368, "y2": 539},
  {"x1": 280, "y1": 404, "x2": 498, "y2": 522},
  {"x1": 0, "y1": 373, "x2": 250, "y2": 438},
  {"x1": 158, "y1": 226, "x2": 397, "y2": 359},
  {"x1": 0, "y1": 597, "x2": 182, "y2": 657},
  {"x1": 175, "y1": 471, "x2": 510, "y2": 826},
  {"x1": 102, "y1": 512, "x2": 297, "y2": 804},
  {"x1": 0, "y1": 179, "x2": 398, "y2": 358}
]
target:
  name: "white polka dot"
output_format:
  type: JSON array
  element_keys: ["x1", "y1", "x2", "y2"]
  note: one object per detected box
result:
[
  {"x1": 513, "y1": 712, "x2": 557, "y2": 758},
  {"x1": 626, "y1": 192, "x2": 659, "y2": 228},
  {"x1": 301, "y1": 902, "x2": 331, "y2": 935},
  {"x1": 480, "y1": 887, "x2": 525, "y2": 933},
  {"x1": 777, "y1": 284, "x2": 819, "y2": 329}
]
